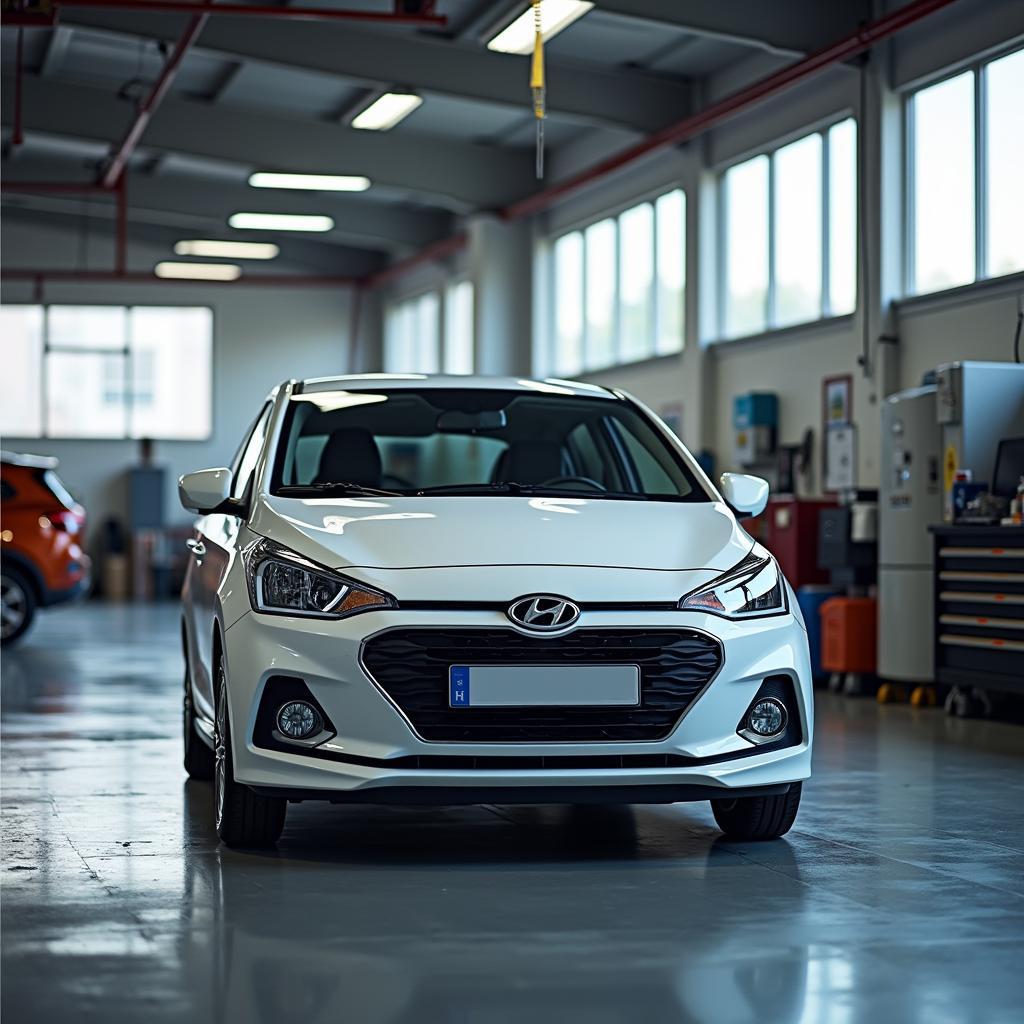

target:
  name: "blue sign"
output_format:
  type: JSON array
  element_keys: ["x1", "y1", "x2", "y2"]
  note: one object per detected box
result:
[{"x1": 449, "y1": 666, "x2": 470, "y2": 707}]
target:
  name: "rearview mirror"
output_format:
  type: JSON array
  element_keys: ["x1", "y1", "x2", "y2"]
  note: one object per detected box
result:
[
  {"x1": 436, "y1": 409, "x2": 508, "y2": 432},
  {"x1": 178, "y1": 467, "x2": 234, "y2": 514},
  {"x1": 719, "y1": 472, "x2": 769, "y2": 518}
]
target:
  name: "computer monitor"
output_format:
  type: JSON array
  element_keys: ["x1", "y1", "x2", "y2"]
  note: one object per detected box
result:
[{"x1": 992, "y1": 437, "x2": 1024, "y2": 498}]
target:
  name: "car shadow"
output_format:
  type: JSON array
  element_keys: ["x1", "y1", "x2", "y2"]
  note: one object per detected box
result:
[{"x1": 183, "y1": 779, "x2": 799, "y2": 871}]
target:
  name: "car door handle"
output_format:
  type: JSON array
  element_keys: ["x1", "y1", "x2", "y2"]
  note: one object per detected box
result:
[{"x1": 186, "y1": 539, "x2": 206, "y2": 559}]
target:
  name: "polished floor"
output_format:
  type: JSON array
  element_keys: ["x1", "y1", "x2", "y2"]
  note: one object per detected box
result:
[{"x1": 2, "y1": 604, "x2": 1023, "y2": 1024}]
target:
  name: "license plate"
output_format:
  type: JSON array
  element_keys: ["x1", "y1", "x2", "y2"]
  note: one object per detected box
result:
[{"x1": 448, "y1": 665, "x2": 640, "y2": 708}]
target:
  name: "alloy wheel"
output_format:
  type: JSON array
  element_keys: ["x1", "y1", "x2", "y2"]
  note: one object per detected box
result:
[{"x1": 0, "y1": 574, "x2": 27, "y2": 641}]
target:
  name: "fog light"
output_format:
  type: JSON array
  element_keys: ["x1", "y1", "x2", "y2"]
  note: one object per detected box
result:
[
  {"x1": 746, "y1": 698, "x2": 787, "y2": 737},
  {"x1": 276, "y1": 701, "x2": 322, "y2": 740}
]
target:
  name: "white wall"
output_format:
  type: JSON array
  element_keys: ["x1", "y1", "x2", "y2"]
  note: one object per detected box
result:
[
  {"x1": 1, "y1": 219, "x2": 354, "y2": 541},
  {"x1": 559, "y1": 0, "x2": 1024, "y2": 491}
]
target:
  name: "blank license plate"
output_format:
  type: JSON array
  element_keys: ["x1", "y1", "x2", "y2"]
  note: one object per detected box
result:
[{"x1": 448, "y1": 665, "x2": 640, "y2": 708}]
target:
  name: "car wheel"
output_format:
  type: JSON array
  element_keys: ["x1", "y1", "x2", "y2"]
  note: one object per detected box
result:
[
  {"x1": 183, "y1": 666, "x2": 214, "y2": 780},
  {"x1": 0, "y1": 567, "x2": 36, "y2": 646},
  {"x1": 213, "y1": 660, "x2": 286, "y2": 847},
  {"x1": 711, "y1": 782, "x2": 802, "y2": 841}
]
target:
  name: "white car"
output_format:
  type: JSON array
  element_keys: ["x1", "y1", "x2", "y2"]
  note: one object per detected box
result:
[{"x1": 179, "y1": 375, "x2": 812, "y2": 847}]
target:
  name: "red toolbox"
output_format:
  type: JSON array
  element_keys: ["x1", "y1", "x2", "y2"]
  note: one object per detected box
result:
[
  {"x1": 763, "y1": 497, "x2": 837, "y2": 588},
  {"x1": 820, "y1": 596, "x2": 877, "y2": 674}
]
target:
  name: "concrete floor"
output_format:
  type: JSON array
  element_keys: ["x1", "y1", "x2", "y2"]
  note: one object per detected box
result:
[{"x1": 2, "y1": 605, "x2": 1023, "y2": 1024}]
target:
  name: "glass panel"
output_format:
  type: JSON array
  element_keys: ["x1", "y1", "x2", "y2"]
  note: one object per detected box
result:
[
  {"x1": 584, "y1": 218, "x2": 616, "y2": 369},
  {"x1": 385, "y1": 302, "x2": 414, "y2": 373},
  {"x1": 912, "y1": 70, "x2": 975, "y2": 294},
  {"x1": 444, "y1": 280, "x2": 474, "y2": 374},
  {"x1": 618, "y1": 202, "x2": 653, "y2": 362},
  {"x1": 48, "y1": 305, "x2": 127, "y2": 350},
  {"x1": 0, "y1": 306, "x2": 44, "y2": 437},
  {"x1": 231, "y1": 404, "x2": 272, "y2": 501},
  {"x1": 724, "y1": 155, "x2": 769, "y2": 337},
  {"x1": 985, "y1": 48, "x2": 1024, "y2": 278},
  {"x1": 655, "y1": 189, "x2": 685, "y2": 355},
  {"x1": 773, "y1": 133, "x2": 822, "y2": 327},
  {"x1": 275, "y1": 390, "x2": 704, "y2": 500},
  {"x1": 415, "y1": 292, "x2": 441, "y2": 373},
  {"x1": 553, "y1": 231, "x2": 584, "y2": 376},
  {"x1": 46, "y1": 351, "x2": 128, "y2": 438},
  {"x1": 129, "y1": 307, "x2": 212, "y2": 440},
  {"x1": 828, "y1": 118, "x2": 858, "y2": 316}
]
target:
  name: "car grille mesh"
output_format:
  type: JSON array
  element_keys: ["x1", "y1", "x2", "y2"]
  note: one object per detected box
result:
[{"x1": 360, "y1": 628, "x2": 723, "y2": 742}]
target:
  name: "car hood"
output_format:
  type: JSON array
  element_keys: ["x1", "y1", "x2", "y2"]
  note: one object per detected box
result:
[{"x1": 250, "y1": 494, "x2": 752, "y2": 574}]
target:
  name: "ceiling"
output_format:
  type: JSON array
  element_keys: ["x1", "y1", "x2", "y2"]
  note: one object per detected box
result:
[{"x1": 0, "y1": 0, "x2": 871, "y2": 278}]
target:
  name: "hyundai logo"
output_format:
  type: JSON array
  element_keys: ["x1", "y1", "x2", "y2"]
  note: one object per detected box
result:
[{"x1": 507, "y1": 595, "x2": 581, "y2": 632}]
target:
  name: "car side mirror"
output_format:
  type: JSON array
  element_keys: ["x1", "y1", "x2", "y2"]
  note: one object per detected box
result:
[
  {"x1": 178, "y1": 467, "x2": 240, "y2": 515},
  {"x1": 719, "y1": 472, "x2": 769, "y2": 518}
]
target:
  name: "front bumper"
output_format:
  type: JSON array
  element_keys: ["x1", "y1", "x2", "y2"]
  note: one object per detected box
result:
[{"x1": 222, "y1": 601, "x2": 812, "y2": 803}]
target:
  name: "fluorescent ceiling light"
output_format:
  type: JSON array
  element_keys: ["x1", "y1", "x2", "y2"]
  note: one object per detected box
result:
[
  {"x1": 487, "y1": 1, "x2": 593, "y2": 55},
  {"x1": 248, "y1": 172, "x2": 370, "y2": 192},
  {"x1": 155, "y1": 261, "x2": 241, "y2": 281},
  {"x1": 351, "y1": 93, "x2": 423, "y2": 131},
  {"x1": 228, "y1": 213, "x2": 334, "y2": 232},
  {"x1": 174, "y1": 240, "x2": 280, "y2": 260}
]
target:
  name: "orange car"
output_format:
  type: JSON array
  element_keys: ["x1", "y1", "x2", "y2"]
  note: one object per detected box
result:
[{"x1": 1, "y1": 452, "x2": 91, "y2": 645}]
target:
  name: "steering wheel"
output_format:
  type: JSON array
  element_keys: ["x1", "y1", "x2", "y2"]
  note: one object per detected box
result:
[{"x1": 539, "y1": 475, "x2": 607, "y2": 492}]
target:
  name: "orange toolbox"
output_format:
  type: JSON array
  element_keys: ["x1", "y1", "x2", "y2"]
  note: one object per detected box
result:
[{"x1": 820, "y1": 597, "x2": 877, "y2": 674}]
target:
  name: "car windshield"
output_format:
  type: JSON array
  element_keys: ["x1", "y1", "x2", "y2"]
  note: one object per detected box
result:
[{"x1": 270, "y1": 388, "x2": 708, "y2": 502}]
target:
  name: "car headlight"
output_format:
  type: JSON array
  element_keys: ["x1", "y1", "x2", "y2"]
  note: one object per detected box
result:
[
  {"x1": 243, "y1": 538, "x2": 394, "y2": 619},
  {"x1": 679, "y1": 550, "x2": 786, "y2": 619}
]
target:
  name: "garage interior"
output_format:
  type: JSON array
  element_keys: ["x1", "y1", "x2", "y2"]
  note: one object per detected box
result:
[{"x1": 2, "y1": 0, "x2": 1023, "y2": 1020}]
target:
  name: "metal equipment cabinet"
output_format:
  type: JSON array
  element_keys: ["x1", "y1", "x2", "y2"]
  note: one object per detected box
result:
[{"x1": 930, "y1": 526, "x2": 1024, "y2": 705}]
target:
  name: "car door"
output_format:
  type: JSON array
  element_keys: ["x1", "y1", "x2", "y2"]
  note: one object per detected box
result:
[{"x1": 186, "y1": 402, "x2": 272, "y2": 717}]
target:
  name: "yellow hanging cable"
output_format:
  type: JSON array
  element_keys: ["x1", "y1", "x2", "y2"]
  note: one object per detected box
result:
[{"x1": 530, "y1": 0, "x2": 546, "y2": 178}]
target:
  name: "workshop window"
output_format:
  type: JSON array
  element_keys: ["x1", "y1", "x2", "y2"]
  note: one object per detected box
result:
[
  {"x1": 0, "y1": 304, "x2": 212, "y2": 440},
  {"x1": 385, "y1": 291, "x2": 441, "y2": 373},
  {"x1": 907, "y1": 46, "x2": 1024, "y2": 295},
  {"x1": 443, "y1": 280, "x2": 475, "y2": 374},
  {"x1": 546, "y1": 187, "x2": 685, "y2": 376},
  {"x1": 719, "y1": 117, "x2": 857, "y2": 339}
]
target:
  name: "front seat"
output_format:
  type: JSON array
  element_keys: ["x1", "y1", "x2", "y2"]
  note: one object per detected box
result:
[
  {"x1": 313, "y1": 427, "x2": 382, "y2": 486},
  {"x1": 497, "y1": 440, "x2": 563, "y2": 485}
]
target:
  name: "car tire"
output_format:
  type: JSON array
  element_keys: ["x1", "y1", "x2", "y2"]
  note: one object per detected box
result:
[
  {"x1": 214, "y1": 660, "x2": 286, "y2": 848},
  {"x1": 711, "y1": 782, "x2": 802, "y2": 841},
  {"x1": 183, "y1": 667, "x2": 215, "y2": 780},
  {"x1": 1, "y1": 566, "x2": 36, "y2": 646}
]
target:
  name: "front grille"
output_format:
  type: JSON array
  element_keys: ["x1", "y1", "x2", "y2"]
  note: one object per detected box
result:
[{"x1": 360, "y1": 628, "x2": 723, "y2": 742}]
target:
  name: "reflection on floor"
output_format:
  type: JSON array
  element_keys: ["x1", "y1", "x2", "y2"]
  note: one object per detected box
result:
[{"x1": 2, "y1": 603, "x2": 1023, "y2": 1023}]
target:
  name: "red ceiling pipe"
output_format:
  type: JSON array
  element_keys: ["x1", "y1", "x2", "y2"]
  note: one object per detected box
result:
[
  {"x1": 100, "y1": 7, "x2": 210, "y2": 188},
  {"x1": 502, "y1": 0, "x2": 960, "y2": 221},
  {"x1": 35, "y1": 0, "x2": 446, "y2": 23},
  {"x1": 0, "y1": 270, "x2": 361, "y2": 287},
  {"x1": 362, "y1": 233, "x2": 467, "y2": 288}
]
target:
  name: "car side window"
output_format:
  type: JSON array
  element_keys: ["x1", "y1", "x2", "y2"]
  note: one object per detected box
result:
[
  {"x1": 566, "y1": 423, "x2": 608, "y2": 486},
  {"x1": 231, "y1": 403, "x2": 273, "y2": 503},
  {"x1": 610, "y1": 419, "x2": 685, "y2": 496}
]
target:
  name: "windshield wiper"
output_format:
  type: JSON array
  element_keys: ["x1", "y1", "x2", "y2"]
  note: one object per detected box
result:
[
  {"x1": 414, "y1": 482, "x2": 652, "y2": 499},
  {"x1": 414, "y1": 482, "x2": 527, "y2": 496},
  {"x1": 277, "y1": 482, "x2": 403, "y2": 497}
]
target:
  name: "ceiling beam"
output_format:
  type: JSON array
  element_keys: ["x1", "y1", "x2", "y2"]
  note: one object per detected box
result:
[
  {"x1": 0, "y1": 203, "x2": 386, "y2": 276},
  {"x1": 1, "y1": 73, "x2": 537, "y2": 210},
  {"x1": 594, "y1": 0, "x2": 874, "y2": 57},
  {"x1": 0, "y1": 153, "x2": 455, "y2": 253},
  {"x1": 59, "y1": 10, "x2": 694, "y2": 133}
]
